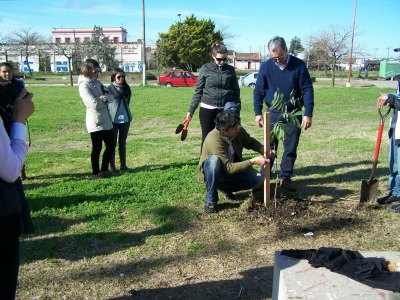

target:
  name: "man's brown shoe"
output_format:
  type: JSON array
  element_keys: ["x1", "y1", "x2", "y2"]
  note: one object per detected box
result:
[{"x1": 279, "y1": 177, "x2": 297, "y2": 192}]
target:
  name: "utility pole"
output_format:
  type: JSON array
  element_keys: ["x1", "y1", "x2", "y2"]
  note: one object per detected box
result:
[
  {"x1": 346, "y1": 0, "x2": 357, "y2": 87},
  {"x1": 141, "y1": 0, "x2": 146, "y2": 86}
]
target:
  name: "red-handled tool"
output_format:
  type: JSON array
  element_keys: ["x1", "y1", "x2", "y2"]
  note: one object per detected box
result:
[
  {"x1": 360, "y1": 106, "x2": 391, "y2": 203},
  {"x1": 175, "y1": 118, "x2": 190, "y2": 141}
]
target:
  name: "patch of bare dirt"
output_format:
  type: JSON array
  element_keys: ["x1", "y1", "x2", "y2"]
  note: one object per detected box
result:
[{"x1": 238, "y1": 194, "x2": 365, "y2": 240}]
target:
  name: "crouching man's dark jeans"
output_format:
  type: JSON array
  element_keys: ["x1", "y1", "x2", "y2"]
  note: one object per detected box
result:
[{"x1": 203, "y1": 155, "x2": 264, "y2": 205}]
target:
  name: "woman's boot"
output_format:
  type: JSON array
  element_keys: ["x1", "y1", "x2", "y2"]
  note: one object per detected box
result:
[
  {"x1": 110, "y1": 151, "x2": 118, "y2": 174},
  {"x1": 119, "y1": 148, "x2": 129, "y2": 171}
]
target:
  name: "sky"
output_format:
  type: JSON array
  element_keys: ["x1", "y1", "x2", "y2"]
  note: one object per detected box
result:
[{"x1": 0, "y1": 0, "x2": 398, "y2": 60}]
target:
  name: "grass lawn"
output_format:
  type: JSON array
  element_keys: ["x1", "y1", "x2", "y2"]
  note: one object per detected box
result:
[{"x1": 16, "y1": 84, "x2": 400, "y2": 299}]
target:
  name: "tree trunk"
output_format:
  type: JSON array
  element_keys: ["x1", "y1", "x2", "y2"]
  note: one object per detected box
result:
[{"x1": 68, "y1": 57, "x2": 73, "y2": 86}]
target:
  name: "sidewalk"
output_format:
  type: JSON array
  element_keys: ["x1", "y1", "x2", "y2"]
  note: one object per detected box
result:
[{"x1": 316, "y1": 77, "x2": 398, "y2": 89}]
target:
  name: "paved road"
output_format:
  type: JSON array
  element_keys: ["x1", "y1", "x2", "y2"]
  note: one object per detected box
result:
[{"x1": 316, "y1": 77, "x2": 398, "y2": 89}]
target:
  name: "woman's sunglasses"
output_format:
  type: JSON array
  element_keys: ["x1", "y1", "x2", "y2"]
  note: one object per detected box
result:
[
  {"x1": 215, "y1": 57, "x2": 227, "y2": 62},
  {"x1": 116, "y1": 75, "x2": 125, "y2": 79}
]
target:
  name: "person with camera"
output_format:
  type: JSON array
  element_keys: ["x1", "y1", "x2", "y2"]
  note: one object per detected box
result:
[
  {"x1": 0, "y1": 88, "x2": 34, "y2": 299},
  {"x1": 0, "y1": 62, "x2": 28, "y2": 180},
  {"x1": 78, "y1": 59, "x2": 116, "y2": 179}
]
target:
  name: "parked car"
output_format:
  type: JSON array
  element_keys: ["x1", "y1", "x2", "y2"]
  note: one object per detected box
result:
[
  {"x1": 240, "y1": 71, "x2": 258, "y2": 87},
  {"x1": 159, "y1": 70, "x2": 198, "y2": 87}
]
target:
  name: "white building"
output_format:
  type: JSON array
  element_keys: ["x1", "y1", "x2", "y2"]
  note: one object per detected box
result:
[
  {"x1": 0, "y1": 42, "x2": 144, "y2": 73},
  {"x1": 51, "y1": 27, "x2": 128, "y2": 44}
]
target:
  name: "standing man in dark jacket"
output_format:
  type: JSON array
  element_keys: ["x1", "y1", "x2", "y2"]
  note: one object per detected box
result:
[
  {"x1": 187, "y1": 43, "x2": 241, "y2": 147},
  {"x1": 253, "y1": 36, "x2": 314, "y2": 192}
]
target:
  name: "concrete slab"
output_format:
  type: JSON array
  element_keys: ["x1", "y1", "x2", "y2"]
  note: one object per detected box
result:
[{"x1": 272, "y1": 251, "x2": 400, "y2": 300}]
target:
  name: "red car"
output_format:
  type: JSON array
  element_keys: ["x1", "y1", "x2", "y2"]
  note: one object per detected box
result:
[{"x1": 159, "y1": 70, "x2": 198, "y2": 87}]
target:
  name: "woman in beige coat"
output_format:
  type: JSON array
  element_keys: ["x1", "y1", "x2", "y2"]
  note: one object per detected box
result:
[{"x1": 78, "y1": 59, "x2": 115, "y2": 178}]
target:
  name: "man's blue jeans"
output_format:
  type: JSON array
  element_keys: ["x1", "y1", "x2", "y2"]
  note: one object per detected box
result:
[
  {"x1": 388, "y1": 136, "x2": 400, "y2": 197},
  {"x1": 203, "y1": 155, "x2": 264, "y2": 205}
]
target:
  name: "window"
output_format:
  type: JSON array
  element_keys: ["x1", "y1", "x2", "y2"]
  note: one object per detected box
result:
[
  {"x1": 55, "y1": 38, "x2": 61, "y2": 44},
  {"x1": 113, "y1": 37, "x2": 119, "y2": 43},
  {"x1": 74, "y1": 37, "x2": 80, "y2": 43},
  {"x1": 84, "y1": 37, "x2": 90, "y2": 42},
  {"x1": 65, "y1": 37, "x2": 71, "y2": 44},
  {"x1": 171, "y1": 72, "x2": 180, "y2": 78}
]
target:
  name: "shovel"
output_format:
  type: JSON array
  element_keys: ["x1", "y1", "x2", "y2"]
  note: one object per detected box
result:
[{"x1": 359, "y1": 106, "x2": 391, "y2": 203}]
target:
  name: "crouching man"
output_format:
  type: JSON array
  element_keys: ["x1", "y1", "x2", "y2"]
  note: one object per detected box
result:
[{"x1": 197, "y1": 110, "x2": 269, "y2": 213}]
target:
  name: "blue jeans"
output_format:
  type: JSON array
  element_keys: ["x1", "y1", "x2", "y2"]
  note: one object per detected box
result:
[
  {"x1": 203, "y1": 155, "x2": 264, "y2": 205},
  {"x1": 113, "y1": 122, "x2": 130, "y2": 150},
  {"x1": 388, "y1": 135, "x2": 400, "y2": 197}
]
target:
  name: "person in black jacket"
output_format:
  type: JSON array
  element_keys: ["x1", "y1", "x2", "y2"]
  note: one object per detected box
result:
[
  {"x1": 0, "y1": 87, "x2": 34, "y2": 300},
  {"x1": 186, "y1": 42, "x2": 241, "y2": 147}
]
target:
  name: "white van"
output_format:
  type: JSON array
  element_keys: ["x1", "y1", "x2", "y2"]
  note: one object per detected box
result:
[{"x1": 240, "y1": 72, "x2": 258, "y2": 88}]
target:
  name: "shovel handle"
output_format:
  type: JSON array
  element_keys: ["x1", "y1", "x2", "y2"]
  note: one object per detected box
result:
[
  {"x1": 373, "y1": 123, "x2": 384, "y2": 162},
  {"x1": 379, "y1": 106, "x2": 391, "y2": 123}
]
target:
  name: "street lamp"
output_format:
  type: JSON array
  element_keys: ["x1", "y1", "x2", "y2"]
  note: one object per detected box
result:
[{"x1": 177, "y1": 13, "x2": 181, "y2": 23}]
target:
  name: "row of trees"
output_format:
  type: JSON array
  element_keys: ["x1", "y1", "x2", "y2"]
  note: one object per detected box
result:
[
  {"x1": 1, "y1": 26, "x2": 119, "y2": 85},
  {"x1": 154, "y1": 15, "x2": 358, "y2": 87}
]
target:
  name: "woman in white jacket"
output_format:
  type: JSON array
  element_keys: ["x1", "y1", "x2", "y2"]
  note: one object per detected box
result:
[{"x1": 78, "y1": 59, "x2": 115, "y2": 178}]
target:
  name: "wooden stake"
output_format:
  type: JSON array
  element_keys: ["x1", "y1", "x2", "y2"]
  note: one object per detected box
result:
[{"x1": 264, "y1": 112, "x2": 271, "y2": 206}]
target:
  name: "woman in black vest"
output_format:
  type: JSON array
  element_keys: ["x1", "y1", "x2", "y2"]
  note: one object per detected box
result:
[{"x1": 0, "y1": 88, "x2": 34, "y2": 300}]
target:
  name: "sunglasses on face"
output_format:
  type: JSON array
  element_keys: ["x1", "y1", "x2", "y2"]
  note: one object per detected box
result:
[
  {"x1": 215, "y1": 57, "x2": 227, "y2": 62},
  {"x1": 116, "y1": 75, "x2": 125, "y2": 79},
  {"x1": 271, "y1": 54, "x2": 286, "y2": 62}
]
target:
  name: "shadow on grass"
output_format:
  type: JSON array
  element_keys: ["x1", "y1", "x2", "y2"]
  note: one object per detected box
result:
[
  {"x1": 289, "y1": 160, "x2": 389, "y2": 201},
  {"x1": 28, "y1": 192, "x2": 135, "y2": 212},
  {"x1": 25, "y1": 160, "x2": 198, "y2": 182},
  {"x1": 32, "y1": 213, "x2": 106, "y2": 235},
  {"x1": 296, "y1": 160, "x2": 386, "y2": 183},
  {"x1": 109, "y1": 266, "x2": 274, "y2": 300},
  {"x1": 21, "y1": 205, "x2": 194, "y2": 263}
]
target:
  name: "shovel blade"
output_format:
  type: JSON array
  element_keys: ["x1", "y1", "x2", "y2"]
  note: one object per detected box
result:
[{"x1": 359, "y1": 179, "x2": 379, "y2": 203}]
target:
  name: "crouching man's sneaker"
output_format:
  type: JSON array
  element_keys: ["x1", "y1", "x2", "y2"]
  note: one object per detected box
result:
[
  {"x1": 204, "y1": 203, "x2": 217, "y2": 213},
  {"x1": 376, "y1": 193, "x2": 400, "y2": 205},
  {"x1": 279, "y1": 177, "x2": 297, "y2": 192}
]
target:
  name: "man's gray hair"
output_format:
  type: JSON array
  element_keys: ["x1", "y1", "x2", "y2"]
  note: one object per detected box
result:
[{"x1": 268, "y1": 36, "x2": 287, "y2": 52}]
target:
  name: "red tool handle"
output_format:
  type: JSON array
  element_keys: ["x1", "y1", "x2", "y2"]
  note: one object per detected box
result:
[{"x1": 373, "y1": 122, "x2": 384, "y2": 162}]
